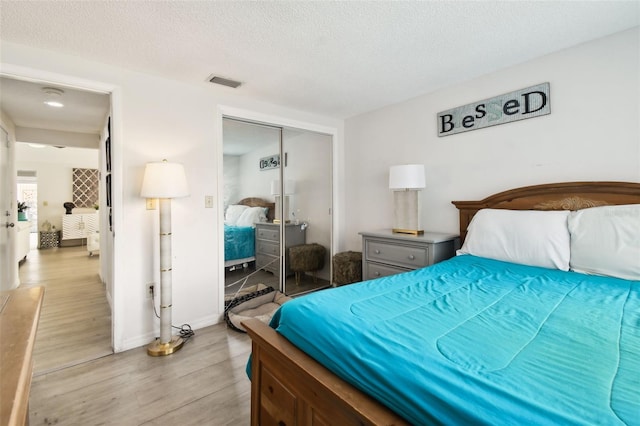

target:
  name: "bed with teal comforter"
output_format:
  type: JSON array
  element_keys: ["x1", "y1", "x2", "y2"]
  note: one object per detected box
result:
[
  {"x1": 224, "y1": 224, "x2": 255, "y2": 263},
  {"x1": 270, "y1": 254, "x2": 639, "y2": 425}
]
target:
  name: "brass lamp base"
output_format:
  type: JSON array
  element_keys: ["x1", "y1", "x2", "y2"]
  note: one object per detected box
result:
[
  {"x1": 392, "y1": 228, "x2": 424, "y2": 236},
  {"x1": 147, "y1": 336, "x2": 184, "y2": 357}
]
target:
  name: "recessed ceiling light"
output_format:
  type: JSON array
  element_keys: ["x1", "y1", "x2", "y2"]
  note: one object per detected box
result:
[
  {"x1": 44, "y1": 100, "x2": 64, "y2": 108},
  {"x1": 28, "y1": 143, "x2": 46, "y2": 148},
  {"x1": 42, "y1": 87, "x2": 65, "y2": 108}
]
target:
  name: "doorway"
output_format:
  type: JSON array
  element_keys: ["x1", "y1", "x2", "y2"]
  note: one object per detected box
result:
[
  {"x1": 0, "y1": 74, "x2": 113, "y2": 372},
  {"x1": 17, "y1": 173, "x2": 38, "y2": 236},
  {"x1": 222, "y1": 116, "x2": 334, "y2": 300}
]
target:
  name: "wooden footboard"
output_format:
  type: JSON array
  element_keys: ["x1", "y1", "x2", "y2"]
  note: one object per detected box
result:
[{"x1": 243, "y1": 319, "x2": 408, "y2": 426}]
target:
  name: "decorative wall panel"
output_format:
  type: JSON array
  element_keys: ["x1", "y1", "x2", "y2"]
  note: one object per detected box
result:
[{"x1": 73, "y1": 168, "x2": 99, "y2": 208}]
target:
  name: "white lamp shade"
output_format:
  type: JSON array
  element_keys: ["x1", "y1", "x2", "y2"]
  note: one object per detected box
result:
[
  {"x1": 270, "y1": 179, "x2": 296, "y2": 195},
  {"x1": 389, "y1": 164, "x2": 425, "y2": 190},
  {"x1": 140, "y1": 161, "x2": 189, "y2": 198}
]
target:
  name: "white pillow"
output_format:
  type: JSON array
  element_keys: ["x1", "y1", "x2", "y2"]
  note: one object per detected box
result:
[
  {"x1": 568, "y1": 204, "x2": 640, "y2": 281},
  {"x1": 457, "y1": 209, "x2": 571, "y2": 271},
  {"x1": 225, "y1": 204, "x2": 248, "y2": 225},
  {"x1": 236, "y1": 207, "x2": 268, "y2": 227}
]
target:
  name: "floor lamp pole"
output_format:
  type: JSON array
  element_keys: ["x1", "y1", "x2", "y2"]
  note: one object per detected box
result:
[{"x1": 147, "y1": 197, "x2": 184, "y2": 356}]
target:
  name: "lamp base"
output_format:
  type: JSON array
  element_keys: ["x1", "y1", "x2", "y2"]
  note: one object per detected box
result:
[
  {"x1": 392, "y1": 228, "x2": 424, "y2": 236},
  {"x1": 147, "y1": 336, "x2": 185, "y2": 357}
]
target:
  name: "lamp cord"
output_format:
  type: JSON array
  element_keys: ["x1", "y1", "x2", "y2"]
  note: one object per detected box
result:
[
  {"x1": 149, "y1": 286, "x2": 195, "y2": 342},
  {"x1": 147, "y1": 255, "x2": 283, "y2": 342}
]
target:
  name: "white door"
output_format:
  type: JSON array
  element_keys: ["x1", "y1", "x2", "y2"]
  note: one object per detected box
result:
[{"x1": 0, "y1": 126, "x2": 17, "y2": 291}]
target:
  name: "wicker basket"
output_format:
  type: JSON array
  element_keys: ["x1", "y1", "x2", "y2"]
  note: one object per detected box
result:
[{"x1": 332, "y1": 251, "x2": 362, "y2": 285}]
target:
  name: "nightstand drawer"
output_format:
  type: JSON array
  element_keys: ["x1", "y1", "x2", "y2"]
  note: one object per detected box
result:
[
  {"x1": 256, "y1": 227, "x2": 279, "y2": 242},
  {"x1": 364, "y1": 262, "x2": 409, "y2": 280},
  {"x1": 360, "y1": 230, "x2": 459, "y2": 281},
  {"x1": 256, "y1": 253, "x2": 279, "y2": 274},
  {"x1": 256, "y1": 240, "x2": 279, "y2": 256},
  {"x1": 255, "y1": 222, "x2": 306, "y2": 278},
  {"x1": 365, "y1": 240, "x2": 429, "y2": 269}
]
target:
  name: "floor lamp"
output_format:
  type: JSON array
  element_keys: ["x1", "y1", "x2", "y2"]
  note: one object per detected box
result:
[{"x1": 140, "y1": 159, "x2": 189, "y2": 356}]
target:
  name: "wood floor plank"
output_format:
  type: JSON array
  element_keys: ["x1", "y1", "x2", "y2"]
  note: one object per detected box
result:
[
  {"x1": 23, "y1": 243, "x2": 252, "y2": 425},
  {"x1": 29, "y1": 324, "x2": 252, "y2": 425},
  {"x1": 18, "y1": 244, "x2": 112, "y2": 374}
]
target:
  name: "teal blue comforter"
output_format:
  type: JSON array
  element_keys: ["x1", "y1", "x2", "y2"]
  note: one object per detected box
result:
[
  {"x1": 224, "y1": 224, "x2": 255, "y2": 262},
  {"x1": 271, "y1": 255, "x2": 639, "y2": 425}
]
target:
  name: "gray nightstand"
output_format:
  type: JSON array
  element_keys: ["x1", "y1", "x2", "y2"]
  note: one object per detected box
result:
[
  {"x1": 255, "y1": 222, "x2": 306, "y2": 278},
  {"x1": 360, "y1": 230, "x2": 459, "y2": 280}
]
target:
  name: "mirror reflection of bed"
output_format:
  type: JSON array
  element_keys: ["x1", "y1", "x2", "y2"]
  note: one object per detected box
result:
[{"x1": 224, "y1": 197, "x2": 330, "y2": 301}]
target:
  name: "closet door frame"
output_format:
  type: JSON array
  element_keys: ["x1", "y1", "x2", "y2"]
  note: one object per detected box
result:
[{"x1": 217, "y1": 106, "x2": 339, "y2": 309}]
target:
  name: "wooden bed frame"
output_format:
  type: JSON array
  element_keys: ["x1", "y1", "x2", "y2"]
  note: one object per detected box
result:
[
  {"x1": 243, "y1": 181, "x2": 640, "y2": 425},
  {"x1": 237, "y1": 197, "x2": 276, "y2": 223},
  {"x1": 452, "y1": 181, "x2": 640, "y2": 243}
]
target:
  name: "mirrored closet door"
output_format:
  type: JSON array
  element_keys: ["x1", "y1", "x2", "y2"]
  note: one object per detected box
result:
[
  {"x1": 280, "y1": 127, "x2": 332, "y2": 296},
  {"x1": 222, "y1": 118, "x2": 332, "y2": 299}
]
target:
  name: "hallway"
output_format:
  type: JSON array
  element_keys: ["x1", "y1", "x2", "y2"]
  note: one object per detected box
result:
[{"x1": 19, "y1": 241, "x2": 112, "y2": 375}]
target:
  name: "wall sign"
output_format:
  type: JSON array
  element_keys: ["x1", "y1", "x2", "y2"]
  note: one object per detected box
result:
[
  {"x1": 259, "y1": 154, "x2": 280, "y2": 171},
  {"x1": 437, "y1": 82, "x2": 550, "y2": 137}
]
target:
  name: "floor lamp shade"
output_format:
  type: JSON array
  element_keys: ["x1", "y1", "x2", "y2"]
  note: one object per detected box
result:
[
  {"x1": 141, "y1": 160, "x2": 189, "y2": 356},
  {"x1": 140, "y1": 161, "x2": 189, "y2": 198},
  {"x1": 389, "y1": 164, "x2": 425, "y2": 235}
]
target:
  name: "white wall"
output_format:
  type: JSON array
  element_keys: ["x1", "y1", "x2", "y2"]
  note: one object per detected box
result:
[
  {"x1": 343, "y1": 28, "x2": 640, "y2": 250},
  {"x1": 0, "y1": 41, "x2": 343, "y2": 352},
  {"x1": 15, "y1": 143, "x2": 99, "y2": 231},
  {"x1": 222, "y1": 155, "x2": 241, "y2": 209},
  {"x1": 237, "y1": 137, "x2": 280, "y2": 202}
]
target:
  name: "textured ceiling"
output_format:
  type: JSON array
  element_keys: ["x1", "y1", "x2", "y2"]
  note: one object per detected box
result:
[{"x1": 0, "y1": 1, "x2": 639, "y2": 121}]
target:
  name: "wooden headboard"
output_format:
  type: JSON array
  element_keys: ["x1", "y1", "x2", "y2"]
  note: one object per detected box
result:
[
  {"x1": 237, "y1": 197, "x2": 276, "y2": 222},
  {"x1": 452, "y1": 181, "x2": 640, "y2": 243}
]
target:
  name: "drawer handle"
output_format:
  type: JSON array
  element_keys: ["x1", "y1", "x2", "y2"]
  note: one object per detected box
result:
[
  {"x1": 374, "y1": 249, "x2": 381, "y2": 254},
  {"x1": 408, "y1": 255, "x2": 415, "y2": 260}
]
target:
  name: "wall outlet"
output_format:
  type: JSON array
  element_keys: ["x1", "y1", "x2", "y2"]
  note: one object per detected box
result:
[
  {"x1": 146, "y1": 198, "x2": 157, "y2": 210},
  {"x1": 147, "y1": 284, "x2": 154, "y2": 298},
  {"x1": 205, "y1": 195, "x2": 214, "y2": 208}
]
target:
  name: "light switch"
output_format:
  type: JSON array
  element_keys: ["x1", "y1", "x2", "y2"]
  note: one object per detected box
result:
[
  {"x1": 146, "y1": 198, "x2": 157, "y2": 210},
  {"x1": 205, "y1": 195, "x2": 214, "y2": 208}
]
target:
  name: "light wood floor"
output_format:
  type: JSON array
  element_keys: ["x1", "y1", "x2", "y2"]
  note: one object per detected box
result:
[
  {"x1": 29, "y1": 323, "x2": 251, "y2": 425},
  {"x1": 19, "y1": 243, "x2": 112, "y2": 374},
  {"x1": 22, "y1": 240, "x2": 252, "y2": 425}
]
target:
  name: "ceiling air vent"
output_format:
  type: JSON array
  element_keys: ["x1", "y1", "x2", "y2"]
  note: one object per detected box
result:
[{"x1": 208, "y1": 75, "x2": 242, "y2": 89}]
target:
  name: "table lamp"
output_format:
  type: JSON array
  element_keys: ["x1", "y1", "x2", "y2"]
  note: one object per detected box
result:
[{"x1": 389, "y1": 164, "x2": 425, "y2": 235}]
